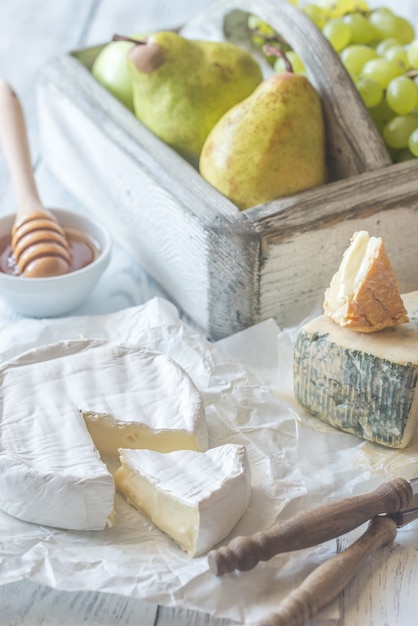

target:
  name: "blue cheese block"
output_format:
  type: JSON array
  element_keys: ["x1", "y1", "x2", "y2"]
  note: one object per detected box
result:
[{"x1": 293, "y1": 291, "x2": 418, "y2": 448}]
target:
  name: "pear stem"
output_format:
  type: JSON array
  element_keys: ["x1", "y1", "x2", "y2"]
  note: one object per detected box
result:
[
  {"x1": 112, "y1": 34, "x2": 147, "y2": 46},
  {"x1": 263, "y1": 44, "x2": 294, "y2": 73}
]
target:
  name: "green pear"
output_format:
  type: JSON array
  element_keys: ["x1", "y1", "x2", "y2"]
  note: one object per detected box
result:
[
  {"x1": 92, "y1": 39, "x2": 136, "y2": 112},
  {"x1": 199, "y1": 73, "x2": 327, "y2": 210},
  {"x1": 126, "y1": 32, "x2": 263, "y2": 166}
]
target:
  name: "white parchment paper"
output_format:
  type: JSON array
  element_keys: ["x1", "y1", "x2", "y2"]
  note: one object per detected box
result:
[{"x1": 0, "y1": 297, "x2": 417, "y2": 624}]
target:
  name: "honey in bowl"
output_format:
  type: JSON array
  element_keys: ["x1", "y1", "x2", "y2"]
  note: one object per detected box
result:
[{"x1": 0, "y1": 227, "x2": 100, "y2": 277}]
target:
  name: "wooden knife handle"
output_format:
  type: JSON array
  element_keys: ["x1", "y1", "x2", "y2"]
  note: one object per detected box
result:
[
  {"x1": 257, "y1": 515, "x2": 398, "y2": 626},
  {"x1": 208, "y1": 477, "x2": 412, "y2": 576}
]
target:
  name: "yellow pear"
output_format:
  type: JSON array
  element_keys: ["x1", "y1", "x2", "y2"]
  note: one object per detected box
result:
[{"x1": 199, "y1": 73, "x2": 327, "y2": 210}]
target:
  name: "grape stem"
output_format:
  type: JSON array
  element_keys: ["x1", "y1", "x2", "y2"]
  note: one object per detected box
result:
[
  {"x1": 249, "y1": 27, "x2": 290, "y2": 51},
  {"x1": 263, "y1": 44, "x2": 294, "y2": 73}
]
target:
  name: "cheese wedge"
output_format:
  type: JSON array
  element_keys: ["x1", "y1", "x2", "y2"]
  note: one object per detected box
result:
[
  {"x1": 0, "y1": 339, "x2": 207, "y2": 530},
  {"x1": 323, "y1": 230, "x2": 408, "y2": 332},
  {"x1": 114, "y1": 444, "x2": 251, "y2": 557},
  {"x1": 294, "y1": 291, "x2": 418, "y2": 448}
]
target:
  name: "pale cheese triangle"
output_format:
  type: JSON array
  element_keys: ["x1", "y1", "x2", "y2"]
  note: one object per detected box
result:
[
  {"x1": 114, "y1": 444, "x2": 251, "y2": 557},
  {"x1": 0, "y1": 339, "x2": 207, "y2": 531},
  {"x1": 323, "y1": 231, "x2": 408, "y2": 332}
]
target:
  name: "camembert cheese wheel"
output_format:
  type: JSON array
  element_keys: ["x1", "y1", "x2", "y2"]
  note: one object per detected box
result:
[
  {"x1": 0, "y1": 339, "x2": 207, "y2": 531},
  {"x1": 323, "y1": 230, "x2": 408, "y2": 332}
]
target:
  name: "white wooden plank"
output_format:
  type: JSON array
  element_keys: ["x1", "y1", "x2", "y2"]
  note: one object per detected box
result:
[
  {"x1": 337, "y1": 521, "x2": 418, "y2": 626},
  {"x1": 157, "y1": 606, "x2": 237, "y2": 625},
  {"x1": 84, "y1": 0, "x2": 217, "y2": 44},
  {"x1": 0, "y1": 580, "x2": 157, "y2": 626},
  {"x1": 0, "y1": 0, "x2": 98, "y2": 220},
  {"x1": 0, "y1": 0, "x2": 97, "y2": 157}
]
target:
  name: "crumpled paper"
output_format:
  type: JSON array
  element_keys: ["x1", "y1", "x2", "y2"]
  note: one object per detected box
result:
[
  {"x1": 0, "y1": 297, "x2": 417, "y2": 625},
  {"x1": 0, "y1": 297, "x2": 307, "y2": 625}
]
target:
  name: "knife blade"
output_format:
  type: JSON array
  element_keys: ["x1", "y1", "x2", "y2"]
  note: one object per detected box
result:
[{"x1": 405, "y1": 476, "x2": 418, "y2": 508}]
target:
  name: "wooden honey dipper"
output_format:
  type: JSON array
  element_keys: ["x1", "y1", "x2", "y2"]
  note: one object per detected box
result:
[{"x1": 0, "y1": 79, "x2": 71, "y2": 277}]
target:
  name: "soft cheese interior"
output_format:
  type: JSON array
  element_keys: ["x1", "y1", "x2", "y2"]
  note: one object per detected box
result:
[
  {"x1": 114, "y1": 445, "x2": 251, "y2": 557},
  {"x1": 326, "y1": 230, "x2": 377, "y2": 306},
  {"x1": 323, "y1": 230, "x2": 408, "y2": 332},
  {"x1": 0, "y1": 339, "x2": 208, "y2": 531}
]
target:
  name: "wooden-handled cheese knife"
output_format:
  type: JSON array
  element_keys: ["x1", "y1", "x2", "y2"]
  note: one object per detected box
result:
[
  {"x1": 208, "y1": 477, "x2": 418, "y2": 576},
  {"x1": 208, "y1": 477, "x2": 418, "y2": 625},
  {"x1": 258, "y1": 505, "x2": 418, "y2": 626}
]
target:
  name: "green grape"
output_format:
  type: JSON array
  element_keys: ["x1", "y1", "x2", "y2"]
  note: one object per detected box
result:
[
  {"x1": 383, "y1": 114, "x2": 418, "y2": 149},
  {"x1": 389, "y1": 147, "x2": 414, "y2": 162},
  {"x1": 408, "y1": 128, "x2": 418, "y2": 156},
  {"x1": 369, "y1": 6, "x2": 396, "y2": 40},
  {"x1": 253, "y1": 1, "x2": 417, "y2": 161},
  {"x1": 357, "y1": 77, "x2": 383, "y2": 108},
  {"x1": 393, "y1": 16, "x2": 415, "y2": 45},
  {"x1": 361, "y1": 58, "x2": 404, "y2": 88},
  {"x1": 368, "y1": 98, "x2": 395, "y2": 133},
  {"x1": 340, "y1": 44, "x2": 379, "y2": 79},
  {"x1": 369, "y1": 10, "x2": 415, "y2": 45},
  {"x1": 323, "y1": 18, "x2": 352, "y2": 52},
  {"x1": 247, "y1": 15, "x2": 275, "y2": 37},
  {"x1": 274, "y1": 51, "x2": 305, "y2": 74},
  {"x1": 386, "y1": 76, "x2": 418, "y2": 115},
  {"x1": 407, "y1": 39, "x2": 418, "y2": 70},
  {"x1": 250, "y1": 34, "x2": 267, "y2": 48},
  {"x1": 302, "y1": 4, "x2": 327, "y2": 29},
  {"x1": 384, "y1": 45, "x2": 410, "y2": 70},
  {"x1": 288, "y1": 51, "x2": 305, "y2": 74},
  {"x1": 319, "y1": 0, "x2": 369, "y2": 19},
  {"x1": 372, "y1": 7, "x2": 393, "y2": 15},
  {"x1": 354, "y1": 0, "x2": 369, "y2": 8},
  {"x1": 375, "y1": 38, "x2": 400, "y2": 55},
  {"x1": 343, "y1": 13, "x2": 376, "y2": 45}
]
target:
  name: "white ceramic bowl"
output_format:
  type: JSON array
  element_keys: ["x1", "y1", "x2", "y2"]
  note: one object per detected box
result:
[{"x1": 0, "y1": 208, "x2": 111, "y2": 317}]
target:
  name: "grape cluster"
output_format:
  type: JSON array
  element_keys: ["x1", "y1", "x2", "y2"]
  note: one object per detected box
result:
[{"x1": 248, "y1": 1, "x2": 418, "y2": 162}]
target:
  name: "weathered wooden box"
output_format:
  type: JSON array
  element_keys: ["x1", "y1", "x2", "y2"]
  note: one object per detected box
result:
[{"x1": 37, "y1": 0, "x2": 418, "y2": 339}]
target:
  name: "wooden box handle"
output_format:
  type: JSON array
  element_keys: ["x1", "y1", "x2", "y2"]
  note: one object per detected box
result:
[{"x1": 182, "y1": 0, "x2": 391, "y2": 180}]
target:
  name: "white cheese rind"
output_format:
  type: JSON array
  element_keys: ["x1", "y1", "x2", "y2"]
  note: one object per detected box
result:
[
  {"x1": 1, "y1": 454, "x2": 115, "y2": 531},
  {"x1": 114, "y1": 444, "x2": 251, "y2": 556},
  {"x1": 294, "y1": 293, "x2": 418, "y2": 448},
  {"x1": 0, "y1": 339, "x2": 207, "y2": 530},
  {"x1": 79, "y1": 344, "x2": 208, "y2": 456}
]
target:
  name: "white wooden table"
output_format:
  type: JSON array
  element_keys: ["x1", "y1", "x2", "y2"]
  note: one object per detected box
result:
[{"x1": 0, "y1": 1, "x2": 417, "y2": 625}]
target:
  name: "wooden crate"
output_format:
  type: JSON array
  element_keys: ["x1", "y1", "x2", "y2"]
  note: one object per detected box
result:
[{"x1": 37, "y1": 0, "x2": 418, "y2": 339}]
